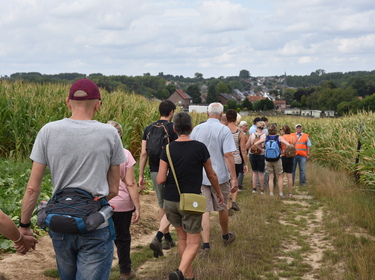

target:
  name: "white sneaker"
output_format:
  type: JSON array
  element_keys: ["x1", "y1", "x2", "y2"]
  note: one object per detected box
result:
[
  {"x1": 252, "y1": 189, "x2": 257, "y2": 194},
  {"x1": 270, "y1": 192, "x2": 274, "y2": 196}
]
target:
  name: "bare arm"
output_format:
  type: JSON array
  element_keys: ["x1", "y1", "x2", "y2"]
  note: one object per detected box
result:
[
  {"x1": 279, "y1": 136, "x2": 291, "y2": 146},
  {"x1": 239, "y1": 131, "x2": 249, "y2": 175},
  {"x1": 0, "y1": 209, "x2": 38, "y2": 254},
  {"x1": 124, "y1": 165, "x2": 140, "y2": 224},
  {"x1": 307, "y1": 143, "x2": 311, "y2": 160},
  {"x1": 18, "y1": 161, "x2": 46, "y2": 251},
  {"x1": 106, "y1": 165, "x2": 120, "y2": 201},
  {"x1": 156, "y1": 159, "x2": 168, "y2": 185},
  {"x1": 203, "y1": 158, "x2": 223, "y2": 205},
  {"x1": 224, "y1": 152, "x2": 238, "y2": 193},
  {"x1": 20, "y1": 162, "x2": 46, "y2": 234},
  {"x1": 138, "y1": 140, "x2": 148, "y2": 190},
  {"x1": 245, "y1": 134, "x2": 252, "y2": 150}
]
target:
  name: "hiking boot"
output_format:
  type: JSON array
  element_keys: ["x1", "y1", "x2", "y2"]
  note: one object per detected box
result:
[
  {"x1": 162, "y1": 239, "x2": 176, "y2": 250},
  {"x1": 197, "y1": 247, "x2": 210, "y2": 258},
  {"x1": 169, "y1": 269, "x2": 185, "y2": 280},
  {"x1": 150, "y1": 236, "x2": 163, "y2": 258},
  {"x1": 120, "y1": 270, "x2": 136, "y2": 280},
  {"x1": 228, "y1": 208, "x2": 235, "y2": 216},
  {"x1": 223, "y1": 232, "x2": 236, "y2": 246},
  {"x1": 231, "y1": 201, "x2": 240, "y2": 211}
]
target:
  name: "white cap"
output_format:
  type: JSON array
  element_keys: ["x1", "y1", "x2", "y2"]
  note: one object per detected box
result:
[{"x1": 295, "y1": 124, "x2": 302, "y2": 128}]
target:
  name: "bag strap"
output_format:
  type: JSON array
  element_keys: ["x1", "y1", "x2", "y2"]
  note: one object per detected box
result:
[{"x1": 166, "y1": 144, "x2": 181, "y2": 196}]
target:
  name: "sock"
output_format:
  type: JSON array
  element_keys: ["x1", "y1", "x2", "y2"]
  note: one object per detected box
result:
[
  {"x1": 156, "y1": 231, "x2": 163, "y2": 242},
  {"x1": 222, "y1": 234, "x2": 229, "y2": 240},
  {"x1": 279, "y1": 192, "x2": 284, "y2": 196},
  {"x1": 164, "y1": 232, "x2": 172, "y2": 242},
  {"x1": 202, "y1": 242, "x2": 210, "y2": 249}
]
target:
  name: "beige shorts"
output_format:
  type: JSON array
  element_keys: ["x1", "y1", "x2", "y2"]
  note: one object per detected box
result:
[
  {"x1": 265, "y1": 159, "x2": 283, "y2": 175},
  {"x1": 164, "y1": 200, "x2": 203, "y2": 234},
  {"x1": 202, "y1": 181, "x2": 230, "y2": 212}
]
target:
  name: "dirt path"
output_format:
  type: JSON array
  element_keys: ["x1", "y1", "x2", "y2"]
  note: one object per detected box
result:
[
  {"x1": 276, "y1": 187, "x2": 337, "y2": 280},
  {"x1": 0, "y1": 187, "x2": 350, "y2": 280},
  {"x1": 0, "y1": 192, "x2": 160, "y2": 280}
]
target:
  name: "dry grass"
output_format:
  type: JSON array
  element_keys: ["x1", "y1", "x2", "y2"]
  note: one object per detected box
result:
[{"x1": 139, "y1": 162, "x2": 375, "y2": 280}]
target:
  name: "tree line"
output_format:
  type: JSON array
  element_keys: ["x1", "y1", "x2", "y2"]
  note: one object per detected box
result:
[{"x1": 3, "y1": 69, "x2": 375, "y2": 115}]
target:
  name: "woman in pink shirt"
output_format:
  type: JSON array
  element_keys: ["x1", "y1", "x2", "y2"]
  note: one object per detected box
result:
[{"x1": 108, "y1": 121, "x2": 140, "y2": 280}]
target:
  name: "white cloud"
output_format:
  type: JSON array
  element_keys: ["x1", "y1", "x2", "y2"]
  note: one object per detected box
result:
[
  {"x1": 198, "y1": 1, "x2": 251, "y2": 32},
  {"x1": 0, "y1": 0, "x2": 374, "y2": 77}
]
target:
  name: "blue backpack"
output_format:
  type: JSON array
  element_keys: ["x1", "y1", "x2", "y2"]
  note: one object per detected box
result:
[{"x1": 265, "y1": 135, "x2": 281, "y2": 161}]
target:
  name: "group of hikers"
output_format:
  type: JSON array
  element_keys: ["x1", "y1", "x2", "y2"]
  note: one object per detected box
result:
[{"x1": 0, "y1": 78, "x2": 312, "y2": 280}]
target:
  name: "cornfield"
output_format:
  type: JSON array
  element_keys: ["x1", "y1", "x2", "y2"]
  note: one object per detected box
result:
[
  {"x1": 0, "y1": 80, "x2": 374, "y2": 189},
  {"x1": 0, "y1": 80, "x2": 160, "y2": 159}
]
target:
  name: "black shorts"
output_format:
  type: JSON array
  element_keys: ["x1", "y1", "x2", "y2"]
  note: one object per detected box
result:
[
  {"x1": 235, "y1": 163, "x2": 243, "y2": 177},
  {"x1": 249, "y1": 154, "x2": 265, "y2": 173},
  {"x1": 281, "y1": 156, "x2": 294, "y2": 173}
]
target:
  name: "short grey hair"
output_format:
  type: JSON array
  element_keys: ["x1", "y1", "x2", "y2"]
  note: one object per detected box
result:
[
  {"x1": 239, "y1": 121, "x2": 247, "y2": 127},
  {"x1": 207, "y1": 102, "x2": 223, "y2": 117}
]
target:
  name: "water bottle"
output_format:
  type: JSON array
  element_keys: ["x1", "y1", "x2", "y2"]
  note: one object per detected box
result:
[
  {"x1": 85, "y1": 205, "x2": 115, "y2": 232},
  {"x1": 38, "y1": 200, "x2": 47, "y2": 211},
  {"x1": 36, "y1": 200, "x2": 48, "y2": 228},
  {"x1": 98, "y1": 205, "x2": 114, "y2": 220}
]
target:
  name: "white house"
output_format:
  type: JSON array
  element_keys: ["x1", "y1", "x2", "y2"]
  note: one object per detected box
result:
[{"x1": 189, "y1": 105, "x2": 208, "y2": 114}]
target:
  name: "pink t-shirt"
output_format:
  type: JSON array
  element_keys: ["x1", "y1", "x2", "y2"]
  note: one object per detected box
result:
[{"x1": 109, "y1": 149, "x2": 136, "y2": 212}]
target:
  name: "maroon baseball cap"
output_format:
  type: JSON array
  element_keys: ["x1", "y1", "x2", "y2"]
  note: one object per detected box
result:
[{"x1": 69, "y1": 79, "x2": 101, "y2": 100}]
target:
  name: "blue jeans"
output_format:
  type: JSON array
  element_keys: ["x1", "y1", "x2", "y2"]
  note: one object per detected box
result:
[
  {"x1": 49, "y1": 227, "x2": 114, "y2": 280},
  {"x1": 292, "y1": 155, "x2": 307, "y2": 186}
]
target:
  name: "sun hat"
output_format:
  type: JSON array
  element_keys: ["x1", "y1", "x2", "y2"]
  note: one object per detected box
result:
[{"x1": 69, "y1": 79, "x2": 101, "y2": 100}]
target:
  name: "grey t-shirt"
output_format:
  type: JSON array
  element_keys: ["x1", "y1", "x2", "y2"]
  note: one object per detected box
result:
[{"x1": 30, "y1": 118, "x2": 126, "y2": 197}]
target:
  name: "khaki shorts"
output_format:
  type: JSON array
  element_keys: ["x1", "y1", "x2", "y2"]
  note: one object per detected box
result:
[
  {"x1": 151, "y1": 172, "x2": 165, "y2": 208},
  {"x1": 164, "y1": 200, "x2": 203, "y2": 234},
  {"x1": 202, "y1": 181, "x2": 230, "y2": 212},
  {"x1": 265, "y1": 159, "x2": 283, "y2": 175}
]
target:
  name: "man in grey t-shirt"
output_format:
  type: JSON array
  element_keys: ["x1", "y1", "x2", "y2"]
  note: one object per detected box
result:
[
  {"x1": 191, "y1": 102, "x2": 238, "y2": 255},
  {"x1": 19, "y1": 79, "x2": 126, "y2": 280}
]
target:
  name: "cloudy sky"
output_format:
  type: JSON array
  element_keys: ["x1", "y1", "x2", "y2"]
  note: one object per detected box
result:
[{"x1": 1, "y1": 0, "x2": 375, "y2": 78}]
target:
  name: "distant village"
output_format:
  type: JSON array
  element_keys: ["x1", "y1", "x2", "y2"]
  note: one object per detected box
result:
[{"x1": 168, "y1": 76, "x2": 335, "y2": 118}]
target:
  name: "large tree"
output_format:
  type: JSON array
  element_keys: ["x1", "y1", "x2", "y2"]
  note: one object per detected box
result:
[
  {"x1": 216, "y1": 82, "x2": 230, "y2": 93},
  {"x1": 206, "y1": 84, "x2": 218, "y2": 104},
  {"x1": 253, "y1": 98, "x2": 274, "y2": 111},
  {"x1": 186, "y1": 84, "x2": 201, "y2": 104},
  {"x1": 241, "y1": 98, "x2": 252, "y2": 111},
  {"x1": 239, "y1": 69, "x2": 250, "y2": 79},
  {"x1": 195, "y1": 72, "x2": 203, "y2": 80},
  {"x1": 226, "y1": 100, "x2": 237, "y2": 110}
]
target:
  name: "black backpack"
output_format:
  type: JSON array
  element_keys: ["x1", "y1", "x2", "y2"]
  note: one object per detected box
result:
[{"x1": 146, "y1": 122, "x2": 170, "y2": 161}]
